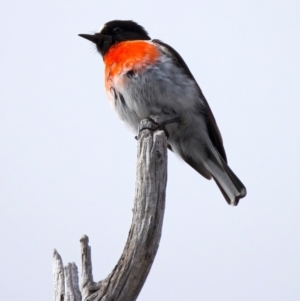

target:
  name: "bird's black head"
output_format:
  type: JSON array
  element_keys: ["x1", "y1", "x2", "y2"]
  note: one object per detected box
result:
[{"x1": 79, "y1": 20, "x2": 151, "y2": 57}]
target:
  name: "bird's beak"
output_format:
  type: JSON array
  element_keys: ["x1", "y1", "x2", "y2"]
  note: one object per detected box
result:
[
  {"x1": 78, "y1": 34, "x2": 99, "y2": 44},
  {"x1": 78, "y1": 33, "x2": 112, "y2": 56}
]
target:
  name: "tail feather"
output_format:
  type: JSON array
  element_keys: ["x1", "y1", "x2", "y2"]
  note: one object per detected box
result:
[
  {"x1": 220, "y1": 159, "x2": 247, "y2": 205},
  {"x1": 205, "y1": 151, "x2": 247, "y2": 206},
  {"x1": 175, "y1": 140, "x2": 246, "y2": 205}
]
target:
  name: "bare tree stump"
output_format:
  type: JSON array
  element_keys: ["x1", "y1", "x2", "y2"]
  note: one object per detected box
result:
[{"x1": 53, "y1": 117, "x2": 168, "y2": 301}]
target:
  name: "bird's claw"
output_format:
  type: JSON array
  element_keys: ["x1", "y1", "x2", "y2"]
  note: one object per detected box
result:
[{"x1": 138, "y1": 117, "x2": 181, "y2": 139}]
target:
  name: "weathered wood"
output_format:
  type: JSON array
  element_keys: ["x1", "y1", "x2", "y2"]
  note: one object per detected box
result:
[
  {"x1": 65, "y1": 263, "x2": 82, "y2": 301},
  {"x1": 53, "y1": 118, "x2": 168, "y2": 301},
  {"x1": 80, "y1": 235, "x2": 95, "y2": 300},
  {"x1": 53, "y1": 249, "x2": 65, "y2": 301},
  {"x1": 53, "y1": 250, "x2": 82, "y2": 301}
]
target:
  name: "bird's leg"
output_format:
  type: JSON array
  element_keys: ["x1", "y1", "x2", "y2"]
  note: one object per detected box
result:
[{"x1": 137, "y1": 116, "x2": 181, "y2": 139}]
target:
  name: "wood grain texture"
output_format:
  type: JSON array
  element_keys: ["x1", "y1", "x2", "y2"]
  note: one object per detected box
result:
[
  {"x1": 53, "y1": 118, "x2": 168, "y2": 301},
  {"x1": 65, "y1": 263, "x2": 81, "y2": 301},
  {"x1": 53, "y1": 249, "x2": 65, "y2": 301}
]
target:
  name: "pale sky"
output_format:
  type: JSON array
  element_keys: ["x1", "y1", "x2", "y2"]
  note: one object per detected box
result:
[{"x1": 1, "y1": 1, "x2": 299, "y2": 300}]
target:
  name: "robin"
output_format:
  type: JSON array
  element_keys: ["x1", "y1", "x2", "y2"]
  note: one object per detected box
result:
[{"x1": 79, "y1": 20, "x2": 247, "y2": 205}]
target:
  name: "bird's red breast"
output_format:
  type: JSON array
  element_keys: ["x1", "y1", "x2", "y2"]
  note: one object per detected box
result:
[{"x1": 104, "y1": 41, "x2": 160, "y2": 91}]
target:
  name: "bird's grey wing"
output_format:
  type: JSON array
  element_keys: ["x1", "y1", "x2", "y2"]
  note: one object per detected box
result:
[{"x1": 152, "y1": 39, "x2": 227, "y2": 163}]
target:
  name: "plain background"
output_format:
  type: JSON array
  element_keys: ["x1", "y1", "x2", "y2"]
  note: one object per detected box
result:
[{"x1": 1, "y1": 1, "x2": 299, "y2": 300}]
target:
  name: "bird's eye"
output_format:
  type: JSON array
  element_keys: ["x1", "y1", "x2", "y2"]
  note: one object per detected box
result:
[{"x1": 113, "y1": 27, "x2": 122, "y2": 34}]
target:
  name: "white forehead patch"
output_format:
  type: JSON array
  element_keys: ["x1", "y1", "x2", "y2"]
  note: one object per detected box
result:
[{"x1": 98, "y1": 24, "x2": 106, "y2": 33}]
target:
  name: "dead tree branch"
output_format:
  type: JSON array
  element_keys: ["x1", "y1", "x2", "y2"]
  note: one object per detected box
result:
[{"x1": 53, "y1": 117, "x2": 168, "y2": 301}]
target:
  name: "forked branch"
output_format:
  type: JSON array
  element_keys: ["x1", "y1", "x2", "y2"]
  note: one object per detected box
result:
[{"x1": 53, "y1": 117, "x2": 168, "y2": 301}]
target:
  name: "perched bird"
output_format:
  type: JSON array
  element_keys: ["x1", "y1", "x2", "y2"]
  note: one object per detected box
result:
[{"x1": 79, "y1": 20, "x2": 247, "y2": 205}]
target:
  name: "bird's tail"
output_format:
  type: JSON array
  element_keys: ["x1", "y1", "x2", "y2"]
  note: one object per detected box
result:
[{"x1": 205, "y1": 150, "x2": 247, "y2": 206}]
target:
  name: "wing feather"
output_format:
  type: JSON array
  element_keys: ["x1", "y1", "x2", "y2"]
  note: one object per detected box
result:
[{"x1": 152, "y1": 39, "x2": 227, "y2": 163}]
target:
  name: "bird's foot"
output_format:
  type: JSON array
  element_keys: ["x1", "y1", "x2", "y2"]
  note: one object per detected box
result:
[{"x1": 138, "y1": 117, "x2": 181, "y2": 139}]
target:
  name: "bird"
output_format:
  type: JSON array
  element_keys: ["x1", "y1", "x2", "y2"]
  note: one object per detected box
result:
[{"x1": 78, "y1": 20, "x2": 247, "y2": 205}]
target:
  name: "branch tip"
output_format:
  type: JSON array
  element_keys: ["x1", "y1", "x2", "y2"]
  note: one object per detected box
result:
[{"x1": 80, "y1": 234, "x2": 89, "y2": 244}]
